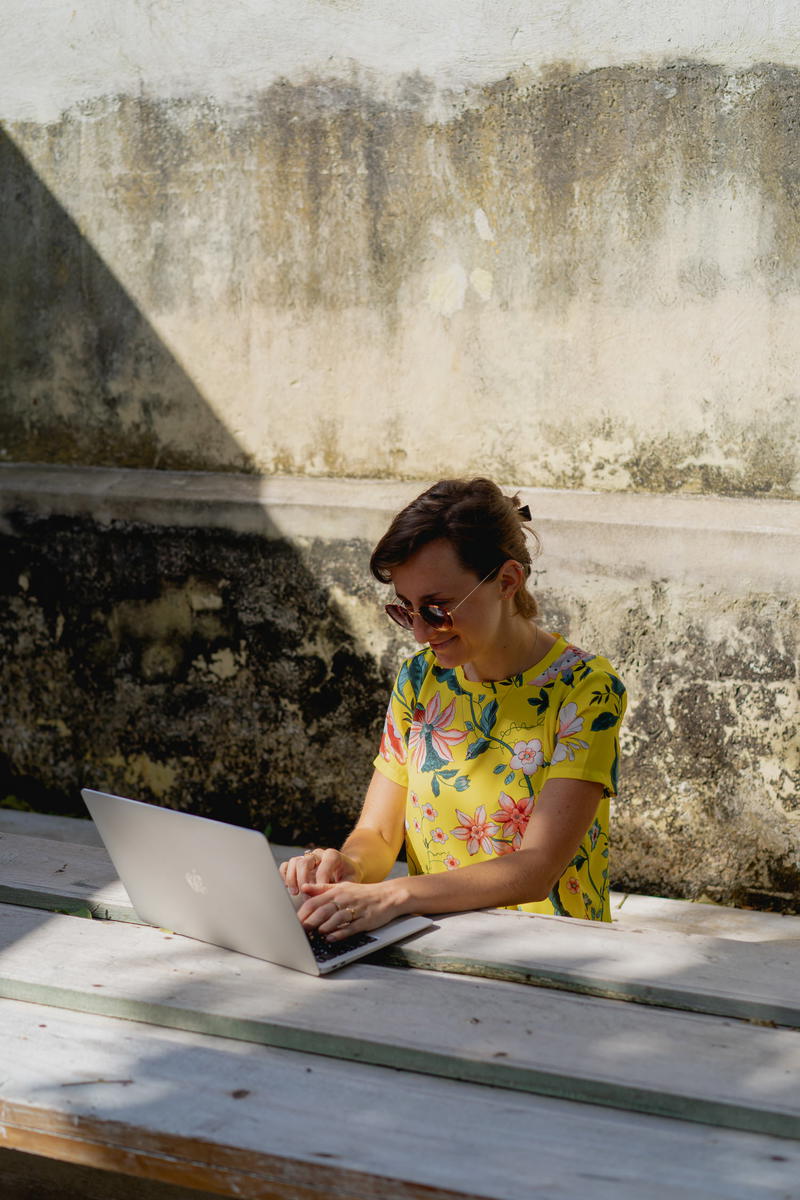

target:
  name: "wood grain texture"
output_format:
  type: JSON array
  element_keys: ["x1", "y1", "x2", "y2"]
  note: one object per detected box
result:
[
  {"x1": 2, "y1": 830, "x2": 798, "y2": 1027},
  {"x1": 0, "y1": 903, "x2": 798, "y2": 1139},
  {"x1": 378, "y1": 909, "x2": 800, "y2": 1028},
  {"x1": 2, "y1": 998, "x2": 799, "y2": 1200}
]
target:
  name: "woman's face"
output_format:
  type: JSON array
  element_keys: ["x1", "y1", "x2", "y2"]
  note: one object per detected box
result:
[{"x1": 389, "y1": 538, "x2": 510, "y2": 670}]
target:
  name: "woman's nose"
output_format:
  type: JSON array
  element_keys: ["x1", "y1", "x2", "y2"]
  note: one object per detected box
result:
[{"x1": 411, "y1": 613, "x2": 434, "y2": 643}]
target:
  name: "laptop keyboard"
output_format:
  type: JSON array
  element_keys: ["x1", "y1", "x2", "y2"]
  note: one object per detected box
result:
[{"x1": 305, "y1": 926, "x2": 378, "y2": 963}]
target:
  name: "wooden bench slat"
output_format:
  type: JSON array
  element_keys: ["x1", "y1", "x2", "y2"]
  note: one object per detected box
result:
[
  {"x1": 2, "y1": 997, "x2": 799, "y2": 1200},
  {"x1": 2, "y1": 830, "x2": 798, "y2": 1027},
  {"x1": 381, "y1": 908, "x2": 800, "y2": 1027},
  {"x1": 0, "y1": 903, "x2": 798, "y2": 1139}
]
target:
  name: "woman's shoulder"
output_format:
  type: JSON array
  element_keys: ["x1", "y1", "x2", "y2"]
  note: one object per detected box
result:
[{"x1": 527, "y1": 635, "x2": 625, "y2": 695}]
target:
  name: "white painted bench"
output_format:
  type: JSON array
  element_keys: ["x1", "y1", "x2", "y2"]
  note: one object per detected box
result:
[{"x1": 1, "y1": 812, "x2": 799, "y2": 1198}]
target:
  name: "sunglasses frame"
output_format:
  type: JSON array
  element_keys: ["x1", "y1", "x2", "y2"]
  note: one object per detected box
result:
[{"x1": 384, "y1": 566, "x2": 500, "y2": 632}]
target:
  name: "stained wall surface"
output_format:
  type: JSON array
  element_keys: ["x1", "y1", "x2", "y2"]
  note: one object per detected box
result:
[{"x1": 2, "y1": 1, "x2": 800, "y2": 492}]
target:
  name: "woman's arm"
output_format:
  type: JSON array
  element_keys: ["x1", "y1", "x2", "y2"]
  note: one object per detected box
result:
[
  {"x1": 279, "y1": 769, "x2": 406, "y2": 893},
  {"x1": 298, "y1": 777, "x2": 604, "y2": 935}
]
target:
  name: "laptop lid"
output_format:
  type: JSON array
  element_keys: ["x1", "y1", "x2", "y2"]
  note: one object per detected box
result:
[{"x1": 81, "y1": 789, "x2": 431, "y2": 975}]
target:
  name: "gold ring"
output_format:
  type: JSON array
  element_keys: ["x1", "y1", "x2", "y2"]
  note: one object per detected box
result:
[{"x1": 346, "y1": 907, "x2": 357, "y2": 922}]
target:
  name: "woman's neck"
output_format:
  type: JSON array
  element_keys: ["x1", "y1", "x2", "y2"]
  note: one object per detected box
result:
[{"x1": 462, "y1": 622, "x2": 556, "y2": 683}]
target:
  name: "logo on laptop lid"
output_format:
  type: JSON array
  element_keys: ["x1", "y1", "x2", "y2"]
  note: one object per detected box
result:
[{"x1": 185, "y1": 868, "x2": 208, "y2": 894}]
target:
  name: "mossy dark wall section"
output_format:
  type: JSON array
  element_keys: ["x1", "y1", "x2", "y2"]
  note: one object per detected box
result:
[{"x1": 1, "y1": 512, "x2": 390, "y2": 848}]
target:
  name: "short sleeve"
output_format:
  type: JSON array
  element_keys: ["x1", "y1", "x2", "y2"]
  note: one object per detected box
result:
[
  {"x1": 372, "y1": 654, "x2": 423, "y2": 787},
  {"x1": 545, "y1": 668, "x2": 627, "y2": 796}
]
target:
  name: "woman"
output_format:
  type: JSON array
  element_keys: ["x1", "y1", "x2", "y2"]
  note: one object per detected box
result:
[{"x1": 281, "y1": 477, "x2": 626, "y2": 939}]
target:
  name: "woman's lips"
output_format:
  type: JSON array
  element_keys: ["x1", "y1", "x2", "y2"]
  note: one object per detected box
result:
[{"x1": 430, "y1": 634, "x2": 457, "y2": 652}]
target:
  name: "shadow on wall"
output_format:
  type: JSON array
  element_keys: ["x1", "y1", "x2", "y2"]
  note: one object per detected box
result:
[
  {"x1": 0, "y1": 127, "x2": 249, "y2": 473},
  {"x1": 0, "y1": 127, "x2": 397, "y2": 838},
  {"x1": 0, "y1": 509, "x2": 395, "y2": 842}
]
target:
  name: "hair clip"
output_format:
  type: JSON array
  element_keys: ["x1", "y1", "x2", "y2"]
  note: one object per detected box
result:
[{"x1": 517, "y1": 504, "x2": 532, "y2": 521}]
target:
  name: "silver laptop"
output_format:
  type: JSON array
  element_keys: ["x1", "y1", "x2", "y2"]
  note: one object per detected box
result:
[{"x1": 81, "y1": 789, "x2": 432, "y2": 976}]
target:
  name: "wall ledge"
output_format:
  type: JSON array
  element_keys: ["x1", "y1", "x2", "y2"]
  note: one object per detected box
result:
[{"x1": 1, "y1": 463, "x2": 798, "y2": 594}]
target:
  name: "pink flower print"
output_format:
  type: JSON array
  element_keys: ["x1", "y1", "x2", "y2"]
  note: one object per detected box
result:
[
  {"x1": 408, "y1": 693, "x2": 467, "y2": 770},
  {"x1": 491, "y1": 793, "x2": 534, "y2": 847},
  {"x1": 509, "y1": 739, "x2": 544, "y2": 776},
  {"x1": 451, "y1": 805, "x2": 499, "y2": 856},
  {"x1": 444, "y1": 854, "x2": 461, "y2": 870},
  {"x1": 552, "y1": 702, "x2": 589, "y2": 763},
  {"x1": 411, "y1": 793, "x2": 420, "y2": 808},
  {"x1": 566, "y1": 877, "x2": 581, "y2": 894},
  {"x1": 413, "y1": 817, "x2": 422, "y2": 834},
  {"x1": 379, "y1": 708, "x2": 407, "y2": 763},
  {"x1": 491, "y1": 837, "x2": 517, "y2": 856},
  {"x1": 422, "y1": 802, "x2": 438, "y2": 822},
  {"x1": 431, "y1": 827, "x2": 448, "y2": 844}
]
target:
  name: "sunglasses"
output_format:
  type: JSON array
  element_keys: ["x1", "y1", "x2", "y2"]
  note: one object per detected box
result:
[{"x1": 384, "y1": 567, "x2": 499, "y2": 632}]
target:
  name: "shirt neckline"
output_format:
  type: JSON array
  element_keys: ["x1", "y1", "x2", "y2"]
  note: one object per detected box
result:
[{"x1": 453, "y1": 633, "x2": 567, "y2": 692}]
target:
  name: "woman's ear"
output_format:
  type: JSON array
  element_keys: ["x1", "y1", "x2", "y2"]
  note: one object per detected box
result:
[{"x1": 498, "y1": 559, "x2": 525, "y2": 600}]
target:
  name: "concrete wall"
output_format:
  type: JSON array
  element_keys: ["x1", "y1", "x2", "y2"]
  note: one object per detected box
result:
[{"x1": 2, "y1": 1, "x2": 800, "y2": 492}]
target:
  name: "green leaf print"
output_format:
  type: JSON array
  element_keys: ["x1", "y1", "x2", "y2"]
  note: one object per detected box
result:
[
  {"x1": 408, "y1": 653, "x2": 429, "y2": 700},
  {"x1": 479, "y1": 700, "x2": 498, "y2": 736},
  {"x1": 432, "y1": 665, "x2": 464, "y2": 695},
  {"x1": 610, "y1": 751, "x2": 619, "y2": 793},
  {"x1": 431, "y1": 776, "x2": 440, "y2": 797},
  {"x1": 466, "y1": 737, "x2": 490, "y2": 759},
  {"x1": 548, "y1": 885, "x2": 571, "y2": 917},
  {"x1": 454, "y1": 776, "x2": 470, "y2": 791},
  {"x1": 504, "y1": 772, "x2": 515, "y2": 785},
  {"x1": 590, "y1": 710, "x2": 619, "y2": 731},
  {"x1": 609, "y1": 674, "x2": 626, "y2": 695},
  {"x1": 527, "y1": 689, "x2": 550, "y2": 716},
  {"x1": 493, "y1": 763, "x2": 506, "y2": 775}
]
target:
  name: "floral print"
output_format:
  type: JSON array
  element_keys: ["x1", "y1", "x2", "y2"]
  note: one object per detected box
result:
[
  {"x1": 408, "y1": 694, "x2": 468, "y2": 771},
  {"x1": 492, "y1": 793, "x2": 534, "y2": 847},
  {"x1": 552, "y1": 702, "x2": 590, "y2": 764},
  {"x1": 509, "y1": 739, "x2": 545, "y2": 775},
  {"x1": 374, "y1": 634, "x2": 626, "y2": 920},
  {"x1": 452, "y1": 805, "x2": 499, "y2": 856}
]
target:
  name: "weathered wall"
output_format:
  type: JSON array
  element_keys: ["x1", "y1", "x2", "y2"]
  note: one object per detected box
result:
[
  {"x1": 2, "y1": 468, "x2": 798, "y2": 911},
  {"x1": 2, "y1": 3, "x2": 800, "y2": 492}
]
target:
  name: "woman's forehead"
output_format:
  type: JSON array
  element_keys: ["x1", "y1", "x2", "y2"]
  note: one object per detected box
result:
[{"x1": 390, "y1": 539, "x2": 472, "y2": 592}]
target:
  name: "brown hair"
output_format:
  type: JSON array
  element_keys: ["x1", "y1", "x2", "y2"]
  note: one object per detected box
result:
[{"x1": 370, "y1": 478, "x2": 540, "y2": 619}]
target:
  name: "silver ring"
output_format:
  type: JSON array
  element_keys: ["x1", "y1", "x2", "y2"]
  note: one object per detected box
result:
[{"x1": 303, "y1": 848, "x2": 317, "y2": 857}]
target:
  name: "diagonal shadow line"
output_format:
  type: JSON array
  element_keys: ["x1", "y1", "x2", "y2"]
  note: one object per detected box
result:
[{"x1": 0, "y1": 126, "x2": 251, "y2": 473}]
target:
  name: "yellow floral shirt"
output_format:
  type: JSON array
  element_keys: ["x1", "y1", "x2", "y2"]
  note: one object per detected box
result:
[{"x1": 373, "y1": 635, "x2": 626, "y2": 920}]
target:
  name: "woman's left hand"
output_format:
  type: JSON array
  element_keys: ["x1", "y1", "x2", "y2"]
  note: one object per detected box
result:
[{"x1": 297, "y1": 880, "x2": 403, "y2": 941}]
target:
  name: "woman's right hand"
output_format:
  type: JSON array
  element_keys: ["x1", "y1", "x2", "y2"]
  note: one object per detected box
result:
[{"x1": 279, "y1": 847, "x2": 362, "y2": 895}]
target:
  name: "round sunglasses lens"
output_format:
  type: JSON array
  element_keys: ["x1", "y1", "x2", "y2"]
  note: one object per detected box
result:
[
  {"x1": 419, "y1": 606, "x2": 451, "y2": 630},
  {"x1": 385, "y1": 604, "x2": 413, "y2": 629}
]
